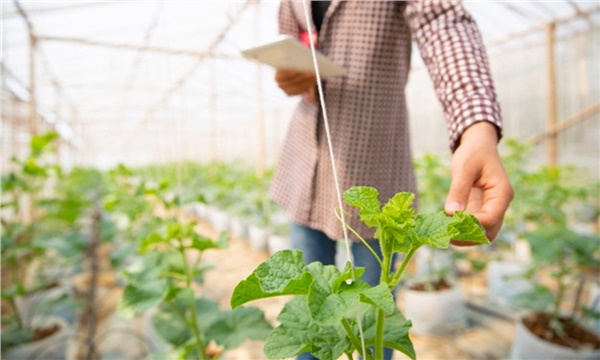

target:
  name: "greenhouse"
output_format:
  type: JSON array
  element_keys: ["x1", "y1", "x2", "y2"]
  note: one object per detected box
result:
[{"x1": 1, "y1": 1, "x2": 599, "y2": 359}]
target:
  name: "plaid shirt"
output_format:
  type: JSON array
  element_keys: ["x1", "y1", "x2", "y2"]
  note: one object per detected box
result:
[{"x1": 270, "y1": 0, "x2": 502, "y2": 240}]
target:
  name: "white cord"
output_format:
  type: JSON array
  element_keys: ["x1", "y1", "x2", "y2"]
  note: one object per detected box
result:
[{"x1": 300, "y1": 1, "x2": 367, "y2": 358}]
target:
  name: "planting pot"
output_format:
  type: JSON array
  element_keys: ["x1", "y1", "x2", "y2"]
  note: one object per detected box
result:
[
  {"x1": 513, "y1": 239, "x2": 532, "y2": 263},
  {"x1": 510, "y1": 314, "x2": 600, "y2": 359},
  {"x1": 401, "y1": 281, "x2": 467, "y2": 335},
  {"x1": 192, "y1": 202, "x2": 208, "y2": 219},
  {"x1": 230, "y1": 217, "x2": 250, "y2": 238},
  {"x1": 487, "y1": 260, "x2": 533, "y2": 308},
  {"x1": 210, "y1": 209, "x2": 230, "y2": 232},
  {"x1": 2, "y1": 316, "x2": 69, "y2": 360},
  {"x1": 248, "y1": 225, "x2": 271, "y2": 252},
  {"x1": 415, "y1": 247, "x2": 455, "y2": 277},
  {"x1": 268, "y1": 234, "x2": 291, "y2": 255}
]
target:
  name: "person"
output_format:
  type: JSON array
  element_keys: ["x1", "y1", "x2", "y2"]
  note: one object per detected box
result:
[{"x1": 269, "y1": 1, "x2": 514, "y2": 359}]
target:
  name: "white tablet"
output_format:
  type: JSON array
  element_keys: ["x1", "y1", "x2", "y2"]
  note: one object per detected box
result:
[{"x1": 241, "y1": 35, "x2": 347, "y2": 79}]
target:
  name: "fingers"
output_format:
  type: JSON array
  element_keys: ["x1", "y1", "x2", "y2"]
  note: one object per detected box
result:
[
  {"x1": 444, "y1": 163, "x2": 476, "y2": 215},
  {"x1": 471, "y1": 181, "x2": 514, "y2": 240},
  {"x1": 275, "y1": 70, "x2": 316, "y2": 96}
]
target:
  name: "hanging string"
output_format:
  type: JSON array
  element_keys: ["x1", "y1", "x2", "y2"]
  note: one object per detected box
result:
[{"x1": 300, "y1": 1, "x2": 367, "y2": 358}]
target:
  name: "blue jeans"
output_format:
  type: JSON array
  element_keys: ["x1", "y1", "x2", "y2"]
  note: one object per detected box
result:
[{"x1": 290, "y1": 223, "x2": 395, "y2": 360}]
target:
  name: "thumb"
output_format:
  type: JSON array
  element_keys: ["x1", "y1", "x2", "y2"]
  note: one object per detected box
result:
[{"x1": 445, "y1": 167, "x2": 476, "y2": 215}]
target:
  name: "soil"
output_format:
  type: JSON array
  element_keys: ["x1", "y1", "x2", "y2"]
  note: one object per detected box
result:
[
  {"x1": 30, "y1": 324, "x2": 60, "y2": 342},
  {"x1": 523, "y1": 312, "x2": 600, "y2": 350},
  {"x1": 409, "y1": 277, "x2": 452, "y2": 292}
]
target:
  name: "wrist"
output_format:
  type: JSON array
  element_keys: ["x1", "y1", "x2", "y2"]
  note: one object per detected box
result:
[{"x1": 457, "y1": 122, "x2": 499, "y2": 150}]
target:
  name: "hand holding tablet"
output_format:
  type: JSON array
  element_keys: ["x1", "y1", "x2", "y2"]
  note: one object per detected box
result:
[{"x1": 240, "y1": 35, "x2": 347, "y2": 79}]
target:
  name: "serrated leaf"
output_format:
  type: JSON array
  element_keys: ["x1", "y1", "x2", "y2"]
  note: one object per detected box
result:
[
  {"x1": 413, "y1": 212, "x2": 458, "y2": 249},
  {"x1": 231, "y1": 250, "x2": 313, "y2": 308},
  {"x1": 308, "y1": 263, "x2": 355, "y2": 326},
  {"x1": 357, "y1": 283, "x2": 395, "y2": 314},
  {"x1": 343, "y1": 186, "x2": 382, "y2": 227},
  {"x1": 381, "y1": 192, "x2": 415, "y2": 227},
  {"x1": 206, "y1": 306, "x2": 272, "y2": 349},
  {"x1": 265, "y1": 297, "x2": 347, "y2": 360},
  {"x1": 450, "y1": 211, "x2": 489, "y2": 244}
]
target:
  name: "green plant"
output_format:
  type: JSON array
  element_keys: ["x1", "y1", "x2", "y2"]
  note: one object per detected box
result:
[
  {"x1": 231, "y1": 186, "x2": 488, "y2": 360},
  {"x1": 1, "y1": 132, "x2": 68, "y2": 349},
  {"x1": 118, "y1": 181, "x2": 272, "y2": 359},
  {"x1": 513, "y1": 224, "x2": 599, "y2": 348}
]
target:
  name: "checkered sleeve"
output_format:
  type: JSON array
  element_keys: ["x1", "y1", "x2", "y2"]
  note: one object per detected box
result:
[
  {"x1": 278, "y1": 0, "x2": 301, "y2": 37},
  {"x1": 404, "y1": 0, "x2": 502, "y2": 152}
]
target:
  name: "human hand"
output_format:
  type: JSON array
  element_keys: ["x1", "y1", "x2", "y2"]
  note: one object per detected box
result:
[
  {"x1": 445, "y1": 122, "x2": 514, "y2": 244},
  {"x1": 274, "y1": 70, "x2": 317, "y2": 100}
]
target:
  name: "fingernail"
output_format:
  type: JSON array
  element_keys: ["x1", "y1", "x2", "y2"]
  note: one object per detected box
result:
[{"x1": 446, "y1": 201, "x2": 463, "y2": 213}]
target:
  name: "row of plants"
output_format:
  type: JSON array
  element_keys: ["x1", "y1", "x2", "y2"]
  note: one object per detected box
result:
[
  {"x1": 137, "y1": 161, "x2": 290, "y2": 253},
  {"x1": 2, "y1": 133, "x2": 598, "y2": 359},
  {"x1": 131, "y1": 139, "x2": 600, "y2": 359},
  {"x1": 1, "y1": 133, "x2": 272, "y2": 359}
]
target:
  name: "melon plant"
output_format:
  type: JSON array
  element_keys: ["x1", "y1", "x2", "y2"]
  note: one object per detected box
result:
[{"x1": 231, "y1": 186, "x2": 488, "y2": 359}]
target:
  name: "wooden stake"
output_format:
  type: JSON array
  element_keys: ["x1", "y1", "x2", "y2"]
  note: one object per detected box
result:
[{"x1": 546, "y1": 22, "x2": 557, "y2": 166}]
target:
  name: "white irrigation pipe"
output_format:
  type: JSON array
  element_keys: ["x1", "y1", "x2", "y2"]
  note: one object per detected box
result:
[{"x1": 300, "y1": 1, "x2": 367, "y2": 358}]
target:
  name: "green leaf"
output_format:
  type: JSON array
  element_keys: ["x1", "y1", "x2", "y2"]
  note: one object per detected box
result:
[
  {"x1": 231, "y1": 250, "x2": 313, "y2": 308},
  {"x1": 380, "y1": 192, "x2": 415, "y2": 229},
  {"x1": 413, "y1": 212, "x2": 458, "y2": 249},
  {"x1": 357, "y1": 283, "x2": 395, "y2": 314},
  {"x1": 512, "y1": 285, "x2": 555, "y2": 312},
  {"x1": 189, "y1": 233, "x2": 220, "y2": 252},
  {"x1": 361, "y1": 307, "x2": 415, "y2": 360},
  {"x1": 264, "y1": 297, "x2": 348, "y2": 360},
  {"x1": 411, "y1": 211, "x2": 488, "y2": 249},
  {"x1": 215, "y1": 231, "x2": 229, "y2": 249},
  {"x1": 206, "y1": 306, "x2": 273, "y2": 349},
  {"x1": 30, "y1": 131, "x2": 58, "y2": 156},
  {"x1": 118, "y1": 278, "x2": 169, "y2": 318},
  {"x1": 151, "y1": 305, "x2": 192, "y2": 346},
  {"x1": 195, "y1": 296, "x2": 221, "y2": 329},
  {"x1": 0, "y1": 325, "x2": 33, "y2": 348},
  {"x1": 332, "y1": 261, "x2": 365, "y2": 292},
  {"x1": 344, "y1": 187, "x2": 416, "y2": 246},
  {"x1": 343, "y1": 186, "x2": 382, "y2": 227},
  {"x1": 307, "y1": 262, "x2": 362, "y2": 326},
  {"x1": 33, "y1": 232, "x2": 87, "y2": 259},
  {"x1": 450, "y1": 211, "x2": 489, "y2": 244}
]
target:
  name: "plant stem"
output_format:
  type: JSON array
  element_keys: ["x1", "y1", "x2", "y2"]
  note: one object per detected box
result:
[
  {"x1": 341, "y1": 318, "x2": 373, "y2": 360},
  {"x1": 8, "y1": 297, "x2": 23, "y2": 329},
  {"x1": 334, "y1": 208, "x2": 382, "y2": 267},
  {"x1": 178, "y1": 246, "x2": 207, "y2": 360},
  {"x1": 390, "y1": 247, "x2": 418, "y2": 287},
  {"x1": 375, "y1": 309, "x2": 385, "y2": 360}
]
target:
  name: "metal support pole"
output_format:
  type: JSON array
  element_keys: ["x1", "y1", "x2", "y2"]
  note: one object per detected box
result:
[
  {"x1": 209, "y1": 58, "x2": 216, "y2": 162},
  {"x1": 27, "y1": 30, "x2": 37, "y2": 136},
  {"x1": 254, "y1": 1, "x2": 265, "y2": 178},
  {"x1": 546, "y1": 22, "x2": 557, "y2": 166}
]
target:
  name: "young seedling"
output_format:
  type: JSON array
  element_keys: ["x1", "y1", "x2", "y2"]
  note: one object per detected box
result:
[{"x1": 231, "y1": 186, "x2": 488, "y2": 360}]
